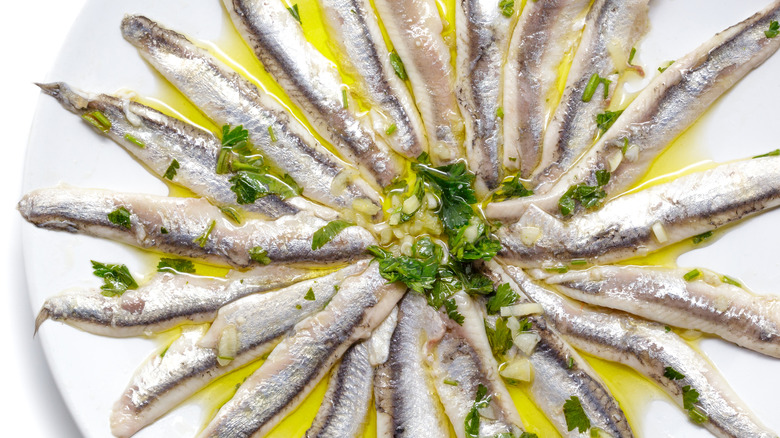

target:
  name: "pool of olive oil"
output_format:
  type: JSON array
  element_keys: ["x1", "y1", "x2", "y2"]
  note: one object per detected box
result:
[{"x1": 139, "y1": 0, "x2": 719, "y2": 434}]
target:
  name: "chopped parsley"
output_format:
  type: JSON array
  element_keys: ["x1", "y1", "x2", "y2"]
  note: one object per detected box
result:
[
  {"x1": 464, "y1": 384, "x2": 491, "y2": 438},
  {"x1": 682, "y1": 385, "x2": 708, "y2": 423},
  {"x1": 219, "y1": 206, "x2": 242, "y2": 224},
  {"x1": 389, "y1": 52, "x2": 408, "y2": 80},
  {"x1": 163, "y1": 159, "x2": 180, "y2": 180},
  {"x1": 496, "y1": 106, "x2": 504, "y2": 118},
  {"x1": 486, "y1": 283, "x2": 519, "y2": 315},
  {"x1": 304, "y1": 287, "x2": 316, "y2": 301},
  {"x1": 563, "y1": 396, "x2": 591, "y2": 433},
  {"x1": 664, "y1": 366, "x2": 685, "y2": 380},
  {"x1": 766, "y1": 20, "x2": 779, "y2": 38},
  {"x1": 107, "y1": 206, "x2": 132, "y2": 229},
  {"x1": 520, "y1": 434, "x2": 539, "y2": 438},
  {"x1": 249, "y1": 246, "x2": 271, "y2": 265},
  {"x1": 754, "y1": 149, "x2": 780, "y2": 158},
  {"x1": 124, "y1": 133, "x2": 145, "y2": 148},
  {"x1": 596, "y1": 110, "x2": 624, "y2": 134},
  {"x1": 692, "y1": 231, "x2": 713, "y2": 244},
  {"x1": 492, "y1": 174, "x2": 533, "y2": 202},
  {"x1": 683, "y1": 269, "x2": 701, "y2": 281},
  {"x1": 485, "y1": 317, "x2": 513, "y2": 357},
  {"x1": 287, "y1": 3, "x2": 301, "y2": 23},
  {"x1": 312, "y1": 220, "x2": 354, "y2": 250},
  {"x1": 229, "y1": 171, "x2": 299, "y2": 204},
  {"x1": 558, "y1": 170, "x2": 611, "y2": 215},
  {"x1": 157, "y1": 258, "x2": 196, "y2": 274},
  {"x1": 582, "y1": 73, "x2": 611, "y2": 102},
  {"x1": 193, "y1": 220, "x2": 216, "y2": 248},
  {"x1": 386, "y1": 123, "x2": 397, "y2": 135},
  {"x1": 91, "y1": 261, "x2": 138, "y2": 297},
  {"x1": 568, "y1": 356, "x2": 575, "y2": 369},
  {"x1": 498, "y1": 0, "x2": 514, "y2": 17}
]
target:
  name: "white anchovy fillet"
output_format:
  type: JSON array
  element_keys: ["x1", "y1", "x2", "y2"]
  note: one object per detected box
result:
[
  {"x1": 197, "y1": 263, "x2": 405, "y2": 438},
  {"x1": 317, "y1": 0, "x2": 427, "y2": 160},
  {"x1": 374, "y1": 292, "x2": 450, "y2": 437},
  {"x1": 37, "y1": 82, "x2": 333, "y2": 220},
  {"x1": 373, "y1": 0, "x2": 464, "y2": 165},
  {"x1": 501, "y1": 263, "x2": 777, "y2": 438},
  {"x1": 35, "y1": 265, "x2": 326, "y2": 337},
  {"x1": 533, "y1": 265, "x2": 780, "y2": 358},
  {"x1": 120, "y1": 15, "x2": 382, "y2": 218},
  {"x1": 110, "y1": 263, "x2": 366, "y2": 438},
  {"x1": 497, "y1": 157, "x2": 780, "y2": 266},
  {"x1": 306, "y1": 305, "x2": 399, "y2": 438},
  {"x1": 432, "y1": 292, "x2": 524, "y2": 438},
  {"x1": 489, "y1": 1, "x2": 780, "y2": 220},
  {"x1": 531, "y1": 0, "x2": 649, "y2": 186},
  {"x1": 18, "y1": 186, "x2": 375, "y2": 267},
  {"x1": 222, "y1": 0, "x2": 405, "y2": 188},
  {"x1": 482, "y1": 261, "x2": 633, "y2": 437},
  {"x1": 502, "y1": 0, "x2": 591, "y2": 176},
  {"x1": 455, "y1": 0, "x2": 515, "y2": 196}
]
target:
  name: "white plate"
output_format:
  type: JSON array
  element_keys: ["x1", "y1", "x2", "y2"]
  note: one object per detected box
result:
[{"x1": 22, "y1": 0, "x2": 780, "y2": 437}]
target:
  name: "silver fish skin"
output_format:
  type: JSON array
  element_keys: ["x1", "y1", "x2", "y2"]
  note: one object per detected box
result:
[
  {"x1": 110, "y1": 263, "x2": 366, "y2": 438},
  {"x1": 222, "y1": 0, "x2": 405, "y2": 189},
  {"x1": 502, "y1": 0, "x2": 591, "y2": 176},
  {"x1": 120, "y1": 15, "x2": 382, "y2": 218},
  {"x1": 531, "y1": 0, "x2": 649, "y2": 186},
  {"x1": 374, "y1": 292, "x2": 449, "y2": 438},
  {"x1": 18, "y1": 186, "x2": 375, "y2": 267},
  {"x1": 489, "y1": 0, "x2": 780, "y2": 220},
  {"x1": 373, "y1": 0, "x2": 464, "y2": 165},
  {"x1": 36, "y1": 264, "x2": 326, "y2": 337},
  {"x1": 432, "y1": 292, "x2": 524, "y2": 438},
  {"x1": 197, "y1": 263, "x2": 405, "y2": 438},
  {"x1": 455, "y1": 0, "x2": 515, "y2": 196},
  {"x1": 37, "y1": 82, "x2": 334, "y2": 220},
  {"x1": 318, "y1": 0, "x2": 427, "y2": 160},
  {"x1": 534, "y1": 265, "x2": 780, "y2": 358},
  {"x1": 497, "y1": 157, "x2": 780, "y2": 267},
  {"x1": 501, "y1": 263, "x2": 777, "y2": 438},
  {"x1": 482, "y1": 261, "x2": 633, "y2": 437}
]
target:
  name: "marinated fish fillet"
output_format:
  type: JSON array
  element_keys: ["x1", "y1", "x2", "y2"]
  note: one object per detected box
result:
[
  {"x1": 455, "y1": 0, "x2": 515, "y2": 195},
  {"x1": 534, "y1": 265, "x2": 780, "y2": 358},
  {"x1": 489, "y1": 1, "x2": 780, "y2": 220},
  {"x1": 120, "y1": 15, "x2": 382, "y2": 218},
  {"x1": 223, "y1": 0, "x2": 405, "y2": 188},
  {"x1": 373, "y1": 0, "x2": 464, "y2": 165},
  {"x1": 502, "y1": 0, "x2": 591, "y2": 176},
  {"x1": 482, "y1": 261, "x2": 633, "y2": 437},
  {"x1": 501, "y1": 263, "x2": 776, "y2": 438},
  {"x1": 197, "y1": 263, "x2": 405, "y2": 437},
  {"x1": 18, "y1": 186, "x2": 375, "y2": 267},
  {"x1": 497, "y1": 157, "x2": 780, "y2": 266},
  {"x1": 432, "y1": 292, "x2": 524, "y2": 438},
  {"x1": 38, "y1": 82, "x2": 333, "y2": 220},
  {"x1": 36, "y1": 265, "x2": 325, "y2": 337},
  {"x1": 110, "y1": 264, "x2": 365, "y2": 437},
  {"x1": 374, "y1": 292, "x2": 450, "y2": 437},
  {"x1": 532, "y1": 0, "x2": 649, "y2": 186},
  {"x1": 318, "y1": 0, "x2": 427, "y2": 160}
]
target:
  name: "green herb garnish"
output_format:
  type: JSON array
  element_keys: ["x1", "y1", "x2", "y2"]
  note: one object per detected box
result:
[
  {"x1": 596, "y1": 110, "x2": 624, "y2": 134},
  {"x1": 485, "y1": 317, "x2": 513, "y2": 357},
  {"x1": 157, "y1": 258, "x2": 196, "y2": 274},
  {"x1": 563, "y1": 396, "x2": 591, "y2": 433},
  {"x1": 664, "y1": 366, "x2": 685, "y2": 380},
  {"x1": 287, "y1": 3, "x2": 301, "y2": 23},
  {"x1": 444, "y1": 379, "x2": 459, "y2": 386},
  {"x1": 486, "y1": 283, "x2": 519, "y2": 315},
  {"x1": 628, "y1": 47, "x2": 637, "y2": 65},
  {"x1": 722, "y1": 275, "x2": 742, "y2": 287},
  {"x1": 219, "y1": 206, "x2": 242, "y2": 224},
  {"x1": 496, "y1": 106, "x2": 504, "y2": 118},
  {"x1": 163, "y1": 159, "x2": 180, "y2": 180},
  {"x1": 766, "y1": 20, "x2": 779, "y2": 38},
  {"x1": 389, "y1": 52, "x2": 408, "y2": 80},
  {"x1": 753, "y1": 149, "x2": 780, "y2": 158},
  {"x1": 82, "y1": 110, "x2": 111, "y2": 132},
  {"x1": 91, "y1": 261, "x2": 138, "y2": 297},
  {"x1": 498, "y1": 0, "x2": 514, "y2": 17},
  {"x1": 193, "y1": 220, "x2": 216, "y2": 248},
  {"x1": 582, "y1": 73, "x2": 611, "y2": 102},
  {"x1": 312, "y1": 220, "x2": 354, "y2": 250},
  {"x1": 304, "y1": 287, "x2": 315, "y2": 301},
  {"x1": 124, "y1": 133, "x2": 145, "y2": 148},
  {"x1": 107, "y1": 206, "x2": 132, "y2": 229},
  {"x1": 464, "y1": 384, "x2": 491, "y2": 438},
  {"x1": 249, "y1": 246, "x2": 271, "y2": 265},
  {"x1": 267, "y1": 125, "x2": 277, "y2": 142},
  {"x1": 683, "y1": 269, "x2": 701, "y2": 281},
  {"x1": 658, "y1": 61, "x2": 674, "y2": 73},
  {"x1": 386, "y1": 123, "x2": 397, "y2": 135},
  {"x1": 342, "y1": 88, "x2": 349, "y2": 109},
  {"x1": 692, "y1": 231, "x2": 713, "y2": 244},
  {"x1": 492, "y1": 174, "x2": 533, "y2": 202},
  {"x1": 444, "y1": 299, "x2": 465, "y2": 325}
]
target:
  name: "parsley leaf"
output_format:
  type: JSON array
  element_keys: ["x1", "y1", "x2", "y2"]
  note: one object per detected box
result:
[
  {"x1": 464, "y1": 384, "x2": 491, "y2": 438},
  {"x1": 766, "y1": 20, "x2": 779, "y2": 38},
  {"x1": 287, "y1": 4, "x2": 301, "y2": 23},
  {"x1": 444, "y1": 298, "x2": 465, "y2": 325},
  {"x1": 582, "y1": 73, "x2": 611, "y2": 102},
  {"x1": 222, "y1": 125, "x2": 250, "y2": 149},
  {"x1": 492, "y1": 174, "x2": 533, "y2": 201},
  {"x1": 312, "y1": 220, "x2": 354, "y2": 250},
  {"x1": 163, "y1": 159, "x2": 180, "y2": 180},
  {"x1": 485, "y1": 317, "x2": 513, "y2": 357},
  {"x1": 664, "y1": 366, "x2": 685, "y2": 380},
  {"x1": 486, "y1": 283, "x2": 519, "y2": 314},
  {"x1": 558, "y1": 170, "x2": 611, "y2": 215},
  {"x1": 304, "y1": 287, "x2": 315, "y2": 301},
  {"x1": 753, "y1": 148, "x2": 780, "y2": 158},
  {"x1": 156, "y1": 258, "x2": 196, "y2": 274},
  {"x1": 377, "y1": 254, "x2": 438, "y2": 293},
  {"x1": 389, "y1": 52, "x2": 408, "y2": 80},
  {"x1": 229, "y1": 171, "x2": 298, "y2": 204},
  {"x1": 596, "y1": 110, "x2": 624, "y2": 134},
  {"x1": 498, "y1": 0, "x2": 514, "y2": 17},
  {"x1": 91, "y1": 261, "x2": 138, "y2": 297},
  {"x1": 692, "y1": 231, "x2": 713, "y2": 244},
  {"x1": 682, "y1": 385, "x2": 700, "y2": 410},
  {"x1": 107, "y1": 206, "x2": 132, "y2": 229},
  {"x1": 563, "y1": 396, "x2": 591, "y2": 433},
  {"x1": 193, "y1": 220, "x2": 216, "y2": 248},
  {"x1": 249, "y1": 246, "x2": 272, "y2": 265}
]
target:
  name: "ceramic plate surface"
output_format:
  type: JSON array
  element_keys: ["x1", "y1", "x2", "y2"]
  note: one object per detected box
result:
[{"x1": 22, "y1": 0, "x2": 780, "y2": 436}]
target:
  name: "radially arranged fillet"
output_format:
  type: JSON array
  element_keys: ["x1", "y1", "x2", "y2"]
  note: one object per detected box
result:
[
  {"x1": 222, "y1": 0, "x2": 405, "y2": 189},
  {"x1": 533, "y1": 265, "x2": 780, "y2": 358},
  {"x1": 489, "y1": 0, "x2": 780, "y2": 220},
  {"x1": 373, "y1": 0, "x2": 464, "y2": 165},
  {"x1": 120, "y1": 15, "x2": 383, "y2": 218},
  {"x1": 497, "y1": 157, "x2": 780, "y2": 266},
  {"x1": 502, "y1": 0, "x2": 591, "y2": 176},
  {"x1": 18, "y1": 186, "x2": 375, "y2": 267},
  {"x1": 502, "y1": 263, "x2": 776, "y2": 438}
]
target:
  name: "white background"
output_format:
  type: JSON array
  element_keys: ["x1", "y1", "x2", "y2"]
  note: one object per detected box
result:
[{"x1": 1, "y1": 0, "x2": 85, "y2": 435}]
